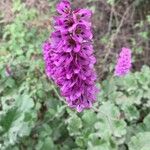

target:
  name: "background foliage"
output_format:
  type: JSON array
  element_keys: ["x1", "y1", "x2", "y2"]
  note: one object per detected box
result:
[{"x1": 0, "y1": 0, "x2": 150, "y2": 149}]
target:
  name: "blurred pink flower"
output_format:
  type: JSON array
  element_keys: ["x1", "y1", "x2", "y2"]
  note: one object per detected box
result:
[{"x1": 115, "y1": 47, "x2": 132, "y2": 76}]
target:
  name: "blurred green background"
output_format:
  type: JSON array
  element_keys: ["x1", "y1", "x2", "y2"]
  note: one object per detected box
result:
[{"x1": 0, "y1": 0, "x2": 150, "y2": 149}]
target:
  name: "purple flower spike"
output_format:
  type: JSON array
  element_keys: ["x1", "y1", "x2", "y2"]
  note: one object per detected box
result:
[
  {"x1": 42, "y1": 0, "x2": 98, "y2": 112},
  {"x1": 115, "y1": 47, "x2": 132, "y2": 76}
]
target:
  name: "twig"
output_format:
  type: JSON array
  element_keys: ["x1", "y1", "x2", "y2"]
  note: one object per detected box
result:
[
  {"x1": 102, "y1": 1, "x2": 136, "y2": 67},
  {"x1": 108, "y1": 5, "x2": 114, "y2": 34},
  {"x1": 51, "y1": 82, "x2": 66, "y2": 104}
]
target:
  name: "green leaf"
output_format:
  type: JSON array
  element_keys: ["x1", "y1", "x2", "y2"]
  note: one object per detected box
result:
[
  {"x1": 15, "y1": 94, "x2": 34, "y2": 112},
  {"x1": 67, "y1": 114, "x2": 82, "y2": 136},
  {"x1": 0, "y1": 93, "x2": 36, "y2": 148},
  {"x1": 95, "y1": 102, "x2": 126, "y2": 140},
  {"x1": 138, "y1": 32, "x2": 149, "y2": 40},
  {"x1": 129, "y1": 132, "x2": 150, "y2": 150},
  {"x1": 107, "y1": 0, "x2": 115, "y2": 6},
  {"x1": 75, "y1": 137, "x2": 84, "y2": 147},
  {"x1": 82, "y1": 110, "x2": 97, "y2": 127},
  {"x1": 88, "y1": 139, "x2": 117, "y2": 150},
  {"x1": 41, "y1": 137, "x2": 55, "y2": 150},
  {"x1": 143, "y1": 114, "x2": 150, "y2": 131},
  {"x1": 0, "y1": 107, "x2": 17, "y2": 134},
  {"x1": 123, "y1": 105, "x2": 140, "y2": 121}
]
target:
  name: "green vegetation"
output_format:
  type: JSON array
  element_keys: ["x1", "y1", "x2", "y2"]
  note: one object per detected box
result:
[{"x1": 0, "y1": 0, "x2": 150, "y2": 149}]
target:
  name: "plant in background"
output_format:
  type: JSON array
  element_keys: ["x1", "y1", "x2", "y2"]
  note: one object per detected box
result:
[
  {"x1": 42, "y1": 0, "x2": 98, "y2": 112},
  {"x1": 114, "y1": 47, "x2": 132, "y2": 77}
]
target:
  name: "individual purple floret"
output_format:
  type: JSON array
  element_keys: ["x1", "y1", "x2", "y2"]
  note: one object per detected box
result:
[
  {"x1": 115, "y1": 47, "x2": 132, "y2": 76},
  {"x1": 42, "y1": 0, "x2": 98, "y2": 112},
  {"x1": 5, "y1": 65, "x2": 12, "y2": 77},
  {"x1": 56, "y1": 0, "x2": 71, "y2": 16}
]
